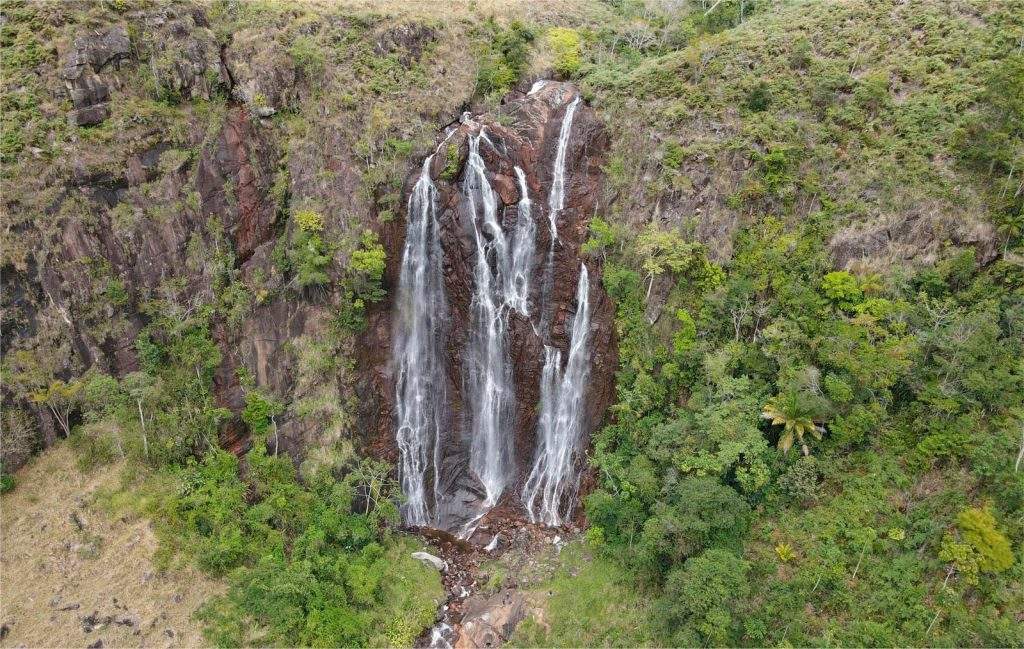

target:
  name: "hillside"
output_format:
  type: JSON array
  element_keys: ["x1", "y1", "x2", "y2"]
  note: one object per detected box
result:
[{"x1": 2, "y1": 0, "x2": 1022, "y2": 647}]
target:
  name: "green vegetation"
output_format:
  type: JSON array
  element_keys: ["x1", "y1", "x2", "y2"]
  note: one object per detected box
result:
[
  {"x1": 3, "y1": 0, "x2": 1023, "y2": 646},
  {"x1": 175, "y1": 444, "x2": 441, "y2": 646},
  {"x1": 510, "y1": 543, "x2": 656, "y2": 647},
  {"x1": 476, "y1": 19, "x2": 535, "y2": 98},
  {"x1": 560, "y1": 0, "x2": 1024, "y2": 644},
  {"x1": 547, "y1": 27, "x2": 582, "y2": 77}
]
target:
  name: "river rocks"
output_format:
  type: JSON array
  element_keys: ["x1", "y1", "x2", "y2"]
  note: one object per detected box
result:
[{"x1": 413, "y1": 552, "x2": 448, "y2": 572}]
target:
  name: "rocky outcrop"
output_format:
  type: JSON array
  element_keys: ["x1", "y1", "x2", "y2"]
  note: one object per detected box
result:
[
  {"x1": 359, "y1": 81, "x2": 617, "y2": 533},
  {"x1": 455, "y1": 590, "x2": 526, "y2": 649},
  {"x1": 59, "y1": 26, "x2": 131, "y2": 126}
]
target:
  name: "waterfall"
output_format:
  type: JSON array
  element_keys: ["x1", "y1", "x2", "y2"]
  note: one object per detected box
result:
[
  {"x1": 547, "y1": 95, "x2": 580, "y2": 242},
  {"x1": 464, "y1": 131, "x2": 516, "y2": 507},
  {"x1": 507, "y1": 166, "x2": 535, "y2": 317},
  {"x1": 540, "y1": 96, "x2": 581, "y2": 336},
  {"x1": 522, "y1": 264, "x2": 591, "y2": 526},
  {"x1": 393, "y1": 88, "x2": 598, "y2": 535},
  {"x1": 394, "y1": 156, "x2": 448, "y2": 526}
]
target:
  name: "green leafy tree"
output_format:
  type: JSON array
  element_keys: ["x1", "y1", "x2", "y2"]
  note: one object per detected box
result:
[
  {"x1": 654, "y1": 549, "x2": 750, "y2": 647},
  {"x1": 762, "y1": 390, "x2": 827, "y2": 455},
  {"x1": 548, "y1": 27, "x2": 582, "y2": 77},
  {"x1": 822, "y1": 270, "x2": 863, "y2": 310}
]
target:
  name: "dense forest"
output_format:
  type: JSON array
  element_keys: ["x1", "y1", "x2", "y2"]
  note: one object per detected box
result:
[{"x1": 1, "y1": 0, "x2": 1022, "y2": 647}]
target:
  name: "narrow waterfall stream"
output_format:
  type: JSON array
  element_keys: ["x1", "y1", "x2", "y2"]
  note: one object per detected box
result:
[
  {"x1": 394, "y1": 156, "x2": 449, "y2": 526},
  {"x1": 540, "y1": 95, "x2": 581, "y2": 337},
  {"x1": 522, "y1": 265, "x2": 591, "y2": 525},
  {"x1": 508, "y1": 166, "x2": 535, "y2": 317}
]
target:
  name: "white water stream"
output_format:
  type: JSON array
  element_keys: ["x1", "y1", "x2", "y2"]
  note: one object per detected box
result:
[
  {"x1": 394, "y1": 156, "x2": 448, "y2": 526},
  {"x1": 521, "y1": 264, "x2": 592, "y2": 525}
]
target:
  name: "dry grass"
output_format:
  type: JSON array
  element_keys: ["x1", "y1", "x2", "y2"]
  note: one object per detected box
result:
[
  {"x1": 0, "y1": 445, "x2": 223, "y2": 648},
  {"x1": 315, "y1": 0, "x2": 599, "y2": 24}
]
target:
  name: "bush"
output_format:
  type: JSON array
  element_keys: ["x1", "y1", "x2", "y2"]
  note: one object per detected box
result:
[
  {"x1": 168, "y1": 441, "x2": 443, "y2": 646},
  {"x1": 744, "y1": 81, "x2": 772, "y2": 112},
  {"x1": 654, "y1": 549, "x2": 750, "y2": 647},
  {"x1": 955, "y1": 506, "x2": 1014, "y2": 574},
  {"x1": 293, "y1": 208, "x2": 324, "y2": 233},
  {"x1": 637, "y1": 477, "x2": 750, "y2": 574},
  {"x1": 476, "y1": 20, "x2": 534, "y2": 97},
  {"x1": 822, "y1": 270, "x2": 863, "y2": 310},
  {"x1": 0, "y1": 470, "x2": 14, "y2": 493},
  {"x1": 776, "y1": 455, "x2": 821, "y2": 504},
  {"x1": 548, "y1": 27, "x2": 582, "y2": 77}
]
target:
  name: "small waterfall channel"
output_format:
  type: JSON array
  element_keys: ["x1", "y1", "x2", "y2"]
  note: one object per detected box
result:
[
  {"x1": 392, "y1": 85, "x2": 596, "y2": 535},
  {"x1": 464, "y1": 130, "x2": 516, "y2": 509}
]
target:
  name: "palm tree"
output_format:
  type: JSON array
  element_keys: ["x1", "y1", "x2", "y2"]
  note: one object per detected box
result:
[{"x1": 762, "y1": 391, "x2": 826, "y2": 456}]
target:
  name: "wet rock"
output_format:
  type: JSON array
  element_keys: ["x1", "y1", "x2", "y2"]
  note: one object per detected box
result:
[
  {"x1": 412, "y1": 552, "x2": 448, "y2": 572},
  {"x1": 361, "y1": 81, "x2": 616, "y2": 533}
]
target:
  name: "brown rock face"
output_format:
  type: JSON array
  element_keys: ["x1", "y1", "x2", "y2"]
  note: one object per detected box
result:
[{"x1": 359, "y1": 82, "x2": 617, "y2": 533}]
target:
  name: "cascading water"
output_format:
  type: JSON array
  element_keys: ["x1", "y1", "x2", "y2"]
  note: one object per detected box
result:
[
  {"x1": 393, "y1": 85, "x2": 603, "y2": 539},
  {"x1": 521, "y1": 264, "x2": 592, "y2": 526},
  {"x1": 464, "y1": 130, "x2": 516, "y2": 507},
  {"x1": 507, "y1": 166, "x2": 536, "y2": 317},
  {"x1": 547, "y1": 95, "x2": 580, "y2": 242},
  {"x1": 540, "y1": 95, "x2": 581, "y2": 336},
  {"x1": 393, "y1": 156, "x2": 449, "y2": 526}
]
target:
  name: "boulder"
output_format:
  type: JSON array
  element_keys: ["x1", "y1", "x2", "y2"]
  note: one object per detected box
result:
[
  {"x1": 59, "y1": 26, "x2": 132, "y2": 127},
  {"x1": 455, "y1": 590, "x2": 526, "y2": 649},
  {"x1": 412, "y1": 551, "x2": 447, "y2": 572}
]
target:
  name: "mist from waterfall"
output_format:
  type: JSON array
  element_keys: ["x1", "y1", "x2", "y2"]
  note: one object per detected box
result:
[
  {"x1": 393, "y1": 155, "x2": 448, "y2": 526},
  {"x1": 522, "y1": 264, "x2": 592, "y2": 526},
  {"x1": 464, "y1": 131, "x2": 516, "y2": 507}
]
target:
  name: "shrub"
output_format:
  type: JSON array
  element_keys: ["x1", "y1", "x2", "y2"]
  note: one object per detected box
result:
[
  {"x1": 548, "y1": 27, "x2": 582, "y2": 77},
  {"x1": 955, "y1": 506, "x2": 1014, "y2": 574},
  {"x1": 476, "y1": 20, "x2": 534, "y2": 97},
  {"x1": 241, "y1": 389, "x2": 283, "y2": 438},
  {"x1": 822, "y1": 270, "x2": 863, "y2": 310},
  {"x1": 441, "y1": 142, "x2": 460, "y2": 181},
  {"x1": 337, "y1": 230, "x2": 387, "y2": 332},
  {"x1": 662, "y1": 141, "x2": 686, "y2": 171},
  {"x1": 744, "y1": 81, "x2": 772, "y2": 112},
  {"x1": 293, "y1": 208, "x2": 324, "y2": 233},
  {"x1": 0, "y1": 470, "x2": 14, "y2": 493},
  {"x1": 776, "y1": 455, "x2": 821, "y2": 504},
  {"x1": 654, "y1": 549, "x2": 750, "y2": 647}
]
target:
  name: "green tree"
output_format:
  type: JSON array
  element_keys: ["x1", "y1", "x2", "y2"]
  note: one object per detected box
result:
[
  {"x1": 762, "y1": 390, "x2": 827, "y2": 455},
  {"x1": 654, "y1": 549, "x2": 750, "y2": 647}
]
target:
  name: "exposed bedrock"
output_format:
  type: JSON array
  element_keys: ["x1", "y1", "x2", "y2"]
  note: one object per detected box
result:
[{"x1": 358, "y1": 81, "x2": 617, "y2": 535}]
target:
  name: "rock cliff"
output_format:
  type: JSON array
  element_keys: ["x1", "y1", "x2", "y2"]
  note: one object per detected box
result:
[{"x1": 359, "y1": 81, "x2": 616, "y2": 533}]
